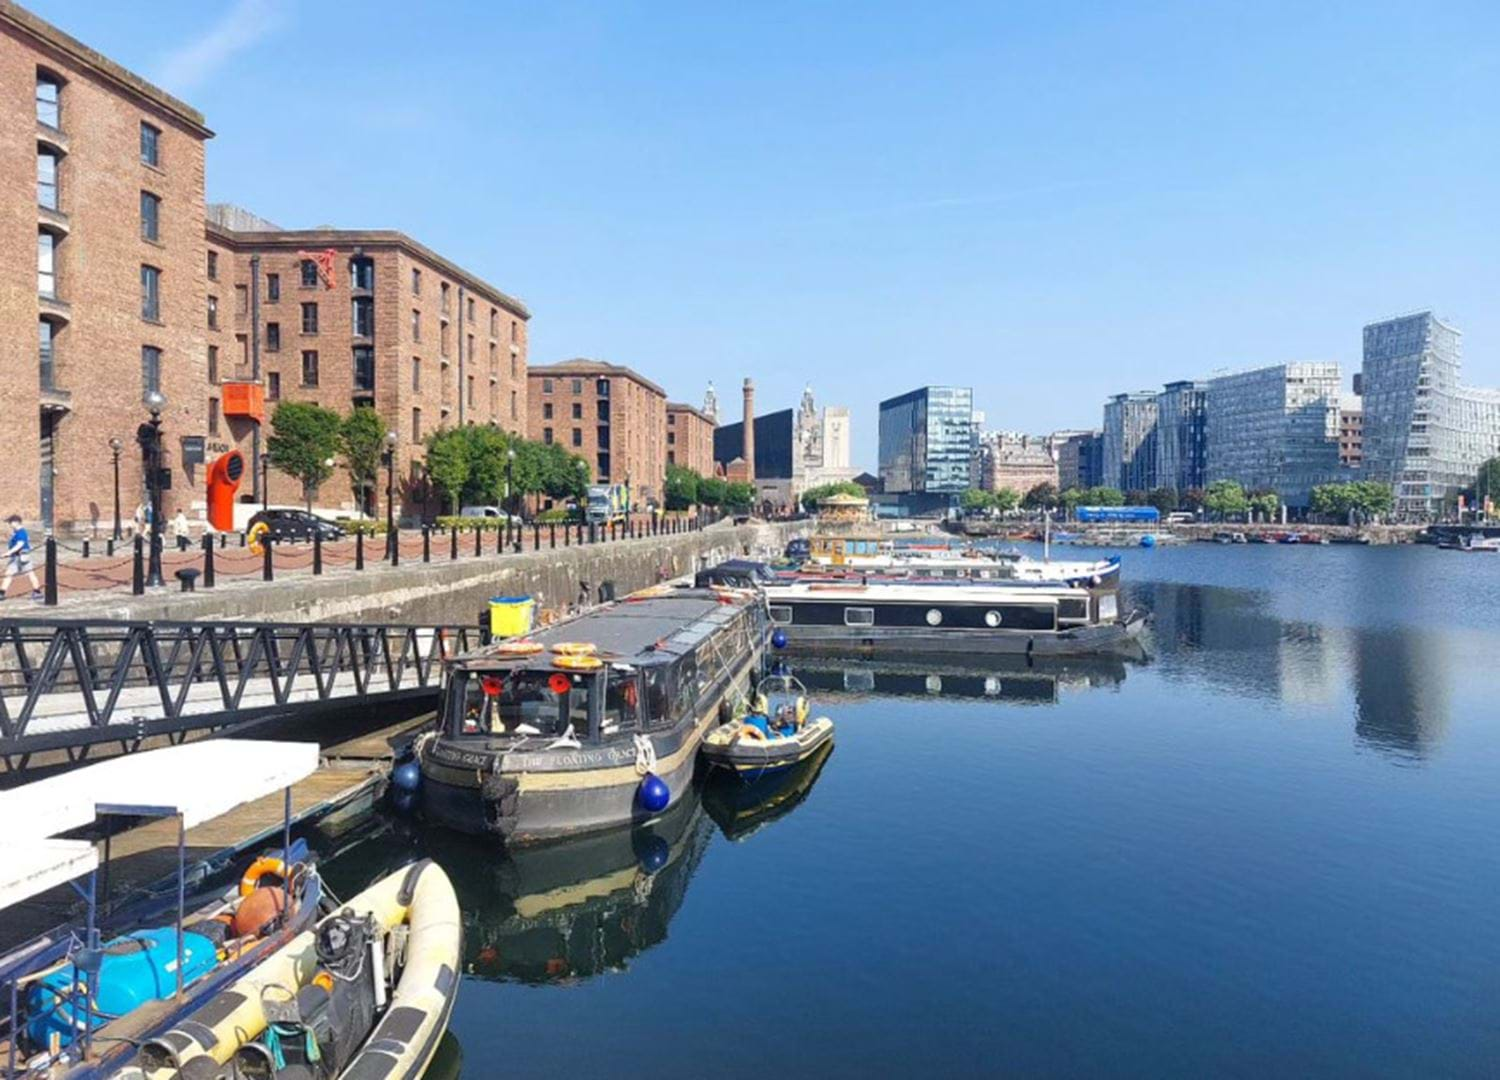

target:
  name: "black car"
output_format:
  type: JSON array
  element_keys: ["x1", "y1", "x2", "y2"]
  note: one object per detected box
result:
[
  {"x1": 694, "y1": 559, "x2": 778, "y2": 589},
  {"x1": 246, "y1": 508, "x2": 346, "y2": 543},
  {"x1": 784, "y1": 538, "x2": 811, "y2": 562}
]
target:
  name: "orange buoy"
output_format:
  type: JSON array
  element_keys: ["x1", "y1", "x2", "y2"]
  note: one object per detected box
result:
[{"x1": 230, "y1": 885, "x2": 286, "y2": 937}]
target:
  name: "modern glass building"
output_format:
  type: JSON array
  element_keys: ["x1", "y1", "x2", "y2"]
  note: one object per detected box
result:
[
  {"x1": 1101, "y1": 392, "x2": 1158, "y2": 492},
  {"x1": 1204, "y1": 362, "x2": 1342, "y2": 508},
  {"x1": 877, "y1": 386, "x2": 974, "y2": 494},
  {"x1": 1361, "y1": 312, "x2": 1500, "y2": 518},
  {"x1": 1155, "y1": 380, "x2": 1208, "y2": 494}
]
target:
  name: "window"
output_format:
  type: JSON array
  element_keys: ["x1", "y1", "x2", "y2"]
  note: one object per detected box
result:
[
  {"x1": 140, "y1": 191, "x2": 160, "y2": 241},
  {"x1": 489, "y1": 382, "x2": 498, "y2": 417},
  {"x1": 543, "y1": 402, "x2": 553, "y2": 420},
  {"x1": 572, "y1": 428, "x2": 582, "y2": 447},
  {"x1": 667, "y1": 450, "x2": 676, "y2": 464},
  {"x1": 265, "y1": 322, "x2": 280, "y2": 351},
  {"x1": 140, "y1": 122, "x2": 160, "y2": 166},
  {"x1": 301, "y1": 349, "x2": 319, "y2": 387},
  {"x1": 571, "y1": 402, "x2": 583, "y2": 420},
  {"x1": 301, "y1": 302, "x2": 318, "y2": 334},
  {"x1": 350, "y1": 256, "x2": 374, "y2": 290},
  {"x1": 141, "y1": 345, "x2": 162, "y2": 395},
  {"x1": 37, "y1": 150, "x2": 58, "y2": 210},
  {"x1": 207, "y1": 344, "x2": 219, "y2": 384},
  {"x1": 208, "y1": 397, "x2": 220, "y2": 435},
  {"x1": 411, "y1": 268, "x2": 421, "y2": 295},
  {"x1": 411, "y1": 309, "x2": 421, "y2": 341},
  {"x1": 235, "y1": 284, "x2": 248, "y2": 315},
  {"x1": 467, "y1": 375, "x2": 475, "y2": 408},
  {"x1": 596, "y1": 378, "x2": 610, "y2": 397},
  {"x1": 37, "y1": 232, "x2": 56, "y2": 297},
  {"x1": 412, "y1": 407, "x2": 422, "y2": 442},
  {"x1": 510, "y1": 390, "x2": 517, "y2": 420},
  {"x1": 490, "y1": 309, "x2": 498, "y2": 336},
  {"x1": 467, "y1": 297, "x2": 475, "y2": 322},
  {"x1": 440, "y1": 282, "x2": 451, "y2": 314},
  {"x1": 412, "y1": 357, "x2": 421, "y2": 391},
  {"x1": 207, "y1": 250, "x2": 218, "y2": 280},
  {"x1": 598, "y1": 400, "x2": 611, "y2": 422},
  {"x1": 571, "y1": 378, "x2": 583, "y2": 394},
  {"x1": 38, "y1": 320, "x2": 56, "y2": 387},
  {"x1": 142, "y1": 265, "x2": 161, "y2": 321},
  {"x1": 440, "y1": 322, "x2": 450, "y2": 357},
  {"x1": 768, "y1": 605, "x2": 793, "y2": 624},
  {"x1": 543, "y1": 427, "x2": 553, "y2": 445},
  {"x1": 206, "y1": 294, "x2": 220, "y2": 329},
  {"x1": 510, "y1": 319, "x2": 518, "y2": 342},
  {"x1": 597, "y1": 451, "x2": 610, "y2": 477},
  {"x1": 489, "y1": 342, "x2": 497, "y2": 370},
  {"x1": 843, "y1": 607, "x2": 876, "y2": 627},
  {"x1": 267, "y1": 372, "x2": 281, "y2": 400},
  {"x1": 266, "y1": 273, "x2": 280, "y2": 303},
  {"x1": 511, "y1": 354, "x2": 517, "y2": 379},
  {"x1": 300, "y1": 259, "x2": 319, "y2": 287},
  {"x1": 596, "y1": 425, "x2": 610, "y2": 448},
  {"x1": 467, "y1": 334, "x2": 474, "y2": 361},
  {"x1": 36, "y1": 73, "x2": 60, "y2": 128},
  {"x1": 352, "y1": 297, "x2": 374, "y2": 337},
  {"x1": 542, "y1": 378, "x2": 553, "y2": 394},
  {"x1": 667, "y1": 430, "x2": 675, "y2": 445},
  {"x1": 353, "y1": 345, "x2": 375, "y2": 391}
]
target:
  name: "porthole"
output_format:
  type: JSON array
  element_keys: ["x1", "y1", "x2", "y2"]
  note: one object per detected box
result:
[
  {"x1": 925, "y1": 608, "x2": 943, "y2": 626},
  {"x1": 985, "y1": 610, "x2": 1002, "y2": 627}
]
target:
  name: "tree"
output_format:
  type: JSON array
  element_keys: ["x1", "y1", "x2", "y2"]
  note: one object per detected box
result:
[
  {"x1": 697, "y1": 475, "x2": 727, "y2": 508},
  {"x1": 1248, "y1": 488, "x2": 1280, "y2": 522},
  {"x1": 1477, "y1": 458, "x2": 1500, "y2": 510},
  {"x1": 800, "y1": 480, "x2": 865, "y2": 513},
  {"x1": 424, "y1": 428, "x2": 471, "y2": 514},
  {"x1": 340, "y1": 406, "x2": 388, "y2": 514},
  {"x1": 1182, "y1": 487, "x2": 1206, "y2": 512},
  {"x1": 664, "y1": 464, "x2": 700, "y2": 511},
  {"x1": 267, "y1": 402, "x2": 343, "y2": 511},
  {"x1": 991, "y1": 487, "x2": 1021, "y2": 513},
  {"x1": 723, "y1": 480, "x2": 755, "y2": 512},
  {"x1": 1203, "y1": 479, "x2": 1248, "y2": 519},
  {"x1": 1085, "y1": 486, "x2": 1125, "y2": 507},
  {"x1": 1311, "y1": 480, "x2": 1393, "y2": 522},
  {"x1": 1022, "y1": 482, "x2": 1058, "y2": 510},
  {"x1": 960, "y1": 488, "x2": 993, "y2": 514},
  {"x1": 1060, "y1": 487, "x2": 1084, "y2": 514},
  {"x1": 1147, "y1": 487, "x2": 1179, "y2": 515}
]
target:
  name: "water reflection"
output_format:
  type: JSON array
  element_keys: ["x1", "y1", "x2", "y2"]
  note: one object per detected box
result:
[
  {"x1": 790, "y1": 655, "x2": 1131, "y2": 704},
  {"x1": 704, "y1": 742, "x2": 834, "y2": 842}
]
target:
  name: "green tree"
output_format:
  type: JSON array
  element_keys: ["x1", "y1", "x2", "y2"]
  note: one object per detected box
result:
[
  {"x1": 424, "y1": 428, "x2": 471, "y2": 514},
  {"x1": 1248, "y1": 488, "x2": 1280, "y2": 522},
  {"x1": 991, "y1": 487, "x2": 1021, "y2": 513},
  {"x1": 1353, "y1": 480, "x2": 1393, "y2": 518},
  {"x1": 1060, "y1": 487, "x2": 1085, "y2": 516},
  {"x1": 960, "y1": 488, "x2": 993, "y2": 514},
  {"x1": 267, "y1": 401, "x2": 343, "y2": 511},
  {"x1": 723, "y1": 480, "x2": 755, "y2": 512},
  {"x1": 340, "y1": 406, "x2": 388, "y2": 514},
  {"x1": 1203, "y1": 479, "x2": 1248, "y2": 519},
  {"x1": 697, "y1": 475, "x2": 727, "y2": 508},
  {"x1": 664, "y1": 464, "x2": 700, "y2": 511},
  {"x1": 1123, "y1": 489, "x2": 1148, "y2": 506},
  {"x1": 1022, "y1": 482, "x2": 1058, "y2": 510},
  {"x1": 1477, "y1": 458, "x2": 1500, "y2": 511},
  {"x1": 1147, "y1": 487, "x2": 1180, "y2": 515},
  {"x1": 1085, "y1": 486, "x2": 1126, "y2": 507}
]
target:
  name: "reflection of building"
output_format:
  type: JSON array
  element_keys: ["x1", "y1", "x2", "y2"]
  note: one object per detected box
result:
[
  {"x1": 1361, "y1": 312, "x2": 1500, "y2": 518},
  {"x1": 1102, "y1": 392, "x2": 1158, "y2": 492},
  {"x1": 1205, "y1": 362, "x2": 1341, "y2": 508},
  {"x1": 1054, "y1": 430, "x2": 1104, "y2": 490},
  {"x1": 665, "y1": 402, "x2": 714, "y2": 476},
  {"x1": 528, "y1": 359, "x2": 664, "y2": 504},
  {"x1": 976, "y1": 433, "x2": 1058, "y2": 495},
  {"x1": 1352, "y1": 628, "x2": 1448, "y2": 759},
  {"x1": 1155, "y1": 380, "x2": 1208, "y2": 494},
  {"x1": 877, "y1": 386, "x2": 974, "y2": 495}
]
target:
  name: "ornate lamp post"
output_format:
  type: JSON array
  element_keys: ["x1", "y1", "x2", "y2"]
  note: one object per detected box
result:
[
  {"x1": 384, "y1": 430, "x2": 399, "y2": 560},
  {"x1": 143, "y1": 390, "x2": 166, "y2": 587},
  {"x1": 506, "y1": 447, "x2": 517, "y2": 520},
  {"x1": 108, "y1": 436, "x2": 123, "y2": 541}
]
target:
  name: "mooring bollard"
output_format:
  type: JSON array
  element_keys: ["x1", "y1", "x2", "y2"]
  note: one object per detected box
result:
[
  {"x1": 313, "y1": 532, "x2": 323, "y2": 575},
  {"x1": 474, "y1": 525, "x2": 482, "y2": 558},
  {"x1": 132, "y1": 536, "x2": 144, "y2": 595},
  {"x1": 81, "y1": 538, "x2": 90, "y2": 559},
  {"x1": 576, "y1": 521, "x2": 584, "y2": 546},
  {"x1": 202, "y1": 534, "x2": 215, "y2": 588},
  {"x1": 262, "y1": 538, "x2": 273, "y2": 581}
]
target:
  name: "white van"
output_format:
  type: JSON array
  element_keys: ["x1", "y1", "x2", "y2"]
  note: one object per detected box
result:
[{"x1": 459, "y1": 505, "x2": 511, "y2": 520}]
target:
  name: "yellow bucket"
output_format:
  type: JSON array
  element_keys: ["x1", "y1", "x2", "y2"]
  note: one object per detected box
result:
[{"x1": 489, "y1": 596, "x2": 535, "y2": 638}]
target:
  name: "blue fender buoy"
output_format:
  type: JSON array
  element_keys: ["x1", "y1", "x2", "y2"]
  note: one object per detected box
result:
[
  {"x1": 635, "y1": 834, "x2": 670, "y2": 873},
  {"x1": 1139, "y1": 533, "x2": 1157, "y2": 548},
  {"x1": 392, "y1": 760, "x2": 422, "y2": 793},
  {"x1": 391, "y1": 788, "x2": 417, "y2": 815},
  {"x1": 638, "y1": 772, "x2": 670, "y2": 813},
  {"x1": 771, "y1": 628, "x2": 788, "y2": 650}
]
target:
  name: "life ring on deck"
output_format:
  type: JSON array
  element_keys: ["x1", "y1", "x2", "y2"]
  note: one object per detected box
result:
[
  {"x1": 239, "y1": 856, "x2": 287, "y2": 897},
  {"x1": 736, "y1": 724, "x2": 768, "y2": 742},
  {"x1": 494, "y1": 639, "x2": 543, "y2": 656},
  {"x1": 551, "y1": 642, "x2": 596, "y2": 657},
  {"x1": 246, "y1": 521, "x2": 270, "y2": 556},
  {"x1": 554, "y1": 653, "x2": 602, "y2": 671}
]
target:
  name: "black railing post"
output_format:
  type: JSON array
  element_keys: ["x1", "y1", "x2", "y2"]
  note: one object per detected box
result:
[
  {"x1": 106, "y1": 537, "x2": 115, "y2": 556},
  {"x1": 423, "y1": 526, "x2": 431, "y2": 563},
  {"x1": 392, "y1": 525, "x2": 400, "y2": 567},
  {"x1": 356, "y1": 530, "x2": 365, "y2": 570},
  {"x1": 82, "y1": 538, "x2": 90, "y2": 558},
  {"x1": 577, "y1": 520, "x2": 584, "y2": 546},
  {"x1": 564, "y1": 522, "x2": 570, "y2": 547},
  {"x1": 495, "y1": 522, "x2": 503, "y2": 555},
  {"x1": 202, "y1": 534, "x2": 215, "y2": 588},
  {"x1": 475, "y1": 525, "x2": 482, "y2": 558},
  {"x1": 313, "y1": 532, "x2": 323, "y2": 575},
  {"x1": 43, "y1": 537, "x2": 57, "y2": 606},
  {"x1": 262, "y1": 538, "x2": 273, "y2": 581},
  {"x1": 450, "y1": 527, "x2": 458, "y2": 561},
  {"x1": 533, "y1": 523, "x2": 540, "y2": 551},
  {"x1": 132, "y1": 536, "x2": 144, "y2": 595}
]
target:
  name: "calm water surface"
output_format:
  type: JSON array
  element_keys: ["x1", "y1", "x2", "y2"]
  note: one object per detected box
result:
[{"x1": 321, "y1": 543, "x2": 1500, "y2": 1078}]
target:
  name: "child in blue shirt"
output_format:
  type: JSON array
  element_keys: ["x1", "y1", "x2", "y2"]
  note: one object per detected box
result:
[{"x1": 2, "y1": 515, "x2": 41, "y2": 601}]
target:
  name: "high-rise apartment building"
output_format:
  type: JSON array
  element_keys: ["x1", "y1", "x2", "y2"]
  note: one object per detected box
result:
[
  {"x1": 528, "y1": 360, "x2": 666, "y2": 505},
  {"x1": 1053, "y1": 430, "x2": 1103, "y2": 490},
  {"x1": 1101, "y1": 392, "x2": 1158, "y2": 492},
  {"x1": 877, "y1": 386, "x2": 973, "y2": 494},
  {"x1": 1155, "y1": 380, "x2": 1208, "y2": 493},
  {"x1": 1205, "y1": 362, "x2": 1342, "y2": 508},
  {"x1": 1361, "y1": 312, "x2": 1500, "y2": 517}
]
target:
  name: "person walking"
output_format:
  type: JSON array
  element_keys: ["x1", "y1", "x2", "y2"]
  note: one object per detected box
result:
[
  {"x1": 1, "y1": 515, "x2": 42, "y2": 602},
  {"x1": 171, "y1": 508, "x2": 191, "y2": 551}
]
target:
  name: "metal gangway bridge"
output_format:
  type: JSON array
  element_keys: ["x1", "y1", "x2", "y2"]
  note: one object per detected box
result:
[{"x1": 0, "y1": 617, "x2": 483, "y2": 769}]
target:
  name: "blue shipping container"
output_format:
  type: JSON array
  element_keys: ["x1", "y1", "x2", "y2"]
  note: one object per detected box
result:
[{"x1": 1076, "y1": 506, "x2": 1160, "y2": 523}]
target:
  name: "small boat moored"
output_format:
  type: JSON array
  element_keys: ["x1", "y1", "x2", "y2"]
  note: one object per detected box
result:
[{"x1": 701, "y1": 673, "x2": 835, "y2": 779}]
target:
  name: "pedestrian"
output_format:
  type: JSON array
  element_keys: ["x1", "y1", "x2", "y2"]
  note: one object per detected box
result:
[
  {"x1": 1, "y1": 515, "x2": 42, "y2": 602},
  {"x1": 171, "y1": 508, "x2": 190, "y2": 551}
]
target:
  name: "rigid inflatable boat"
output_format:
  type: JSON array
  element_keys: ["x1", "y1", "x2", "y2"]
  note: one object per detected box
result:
[{"x1": 700, "y1": 674, "x2": 835, "y2": 779}]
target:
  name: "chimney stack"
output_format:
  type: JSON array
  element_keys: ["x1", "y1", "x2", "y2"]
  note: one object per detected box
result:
[{"x1": 742, "y1": 378, "x2": 756, "y2": 485}]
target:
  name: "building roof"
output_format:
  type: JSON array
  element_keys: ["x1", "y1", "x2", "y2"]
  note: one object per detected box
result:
[
  {"x1": 528, "y1": 359, "x2": 667, "y2": 397},
  {"x1": 204, "y1": 216, "x2": 530, "y2": 318},
  {"x1": 666, "y1": 401, "x2": 715, "y2": 424}
]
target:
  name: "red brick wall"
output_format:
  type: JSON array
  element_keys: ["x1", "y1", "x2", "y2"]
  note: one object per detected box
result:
[
  {"x1": 528, "y1": 364, "x2": 666, "y2": 504},
  {"x1": 666, "y1": 404, "x2": 714, "y2": 477}
]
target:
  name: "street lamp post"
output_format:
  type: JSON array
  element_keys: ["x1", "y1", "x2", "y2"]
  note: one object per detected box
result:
[
  {"x1": 260, "y1": 452, "x2": 270, "y2": 512},
  {"x1": 108, "y1": 437, "x2": 123, "y2": 541},
  {"x1": 506, "y1": 447, "x2": 517, "y2": 520},
  {"x1": 143, "y1": 391, "x2": 166, "y2": 588},
  {"x1": 384, "y1": 431, "x2": 398, "y2": 560}
]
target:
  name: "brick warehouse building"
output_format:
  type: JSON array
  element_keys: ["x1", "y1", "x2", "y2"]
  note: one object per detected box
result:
[
  {"x1": 3, "y1": 1, "x2": 212, "y2": 534},
  {"x1": 528, "y1": 360, "x2": 667, "y2": 507},
  {"x1": 205, "y1": 206, "x2": 529, "y2": 518},
  {"x1": 665, "y1": 401, "x2": 715, "y2": 477}
]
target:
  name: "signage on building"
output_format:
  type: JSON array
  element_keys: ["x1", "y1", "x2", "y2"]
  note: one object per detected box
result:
[{"x1": 180, "y1": 436, "x2": 206, "y2": 467}]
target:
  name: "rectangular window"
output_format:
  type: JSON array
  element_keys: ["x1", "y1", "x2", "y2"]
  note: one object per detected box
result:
[
  {"x1": 267, "y1": 273, "x2": 280, "y2": 303},
  {"x1": 543, "y1": 427, "x2": 553, "y2": 445},
  {"x1": 412, "y1": 407, "x2": 422, "y2": 442},
  {"x1": 543, "y1": 402, "x2": 553, "y2": 420},
  {"x1": 235, "y1": 284, "x2": 248, "y2": 314},
  {"x1": 205, "y1": 293, "x2": 217, "y2": 328},
  {"x1": 300, "y1": 259, "x2": 319, "y2": 287},
  {"x1": 36, "y1": 75, "x2": 60, "y2": 128},
  {"x1": 542, "y1": 378, "x2": 553, "y2": 394},
  {"x1": 350, "y1": 257, "x2": 374, "y2": 290},
  {"x1": 596, "y1": 425, "x2": 610, "y2": 448},
  {"x1": 267, "y1": 371, "x2": 281, "y2": 400},
  {"x1": 412, "y1": 356, "x2": 421, "y2": 391},
  {"x1": 440, "y1": 322, "x2": 450, "y2": 357},
  {"x1": 667, "y1": 449, "x2": 676, "y2": 464},
  {"x1": 411, "y1": 268, "x2": 421, "y2": 295},
  {"x1": 667, "y1": 430, "x2": 675, "y2": 445},
  {"x1": 411, "y1": 309, "x2": 421, "y2": 341},
  {"x1": 768, "y1": 605, "x2": 793, "y2": 624},
  {"x1": 510, "y1": 389, "x2": 517, "y2": 420},
  {"x1": 490, "y1": 309, "x2": 498, "y2": 336},
  {"x1": 207, "y1": 250, "x2": 218, "y2": 280},
  {"x1": 598, "y1": 400, "x2": 611, "y2": 422},
  {"x1": 467, "y1": 297, "x2": 475, "y2": 322},
  {"x1": 440, "y1": 282, "x2": 451, "y2": 313},
  {"x1": 141, "y1": 345, "x2": 162, "y2": 395},
  {"x1": 467, "y1": 334, "x2": 474, "y2": 361},
  {"x1": 843, "y1": 607, "x2": 876, "y2": 627},
  {"x1": 37, "y1": 231, "x2": 56, "y2": 297},
  {"x1": 301, "y1": 301, "x2": 318, "y2": 334},
  {"x1": 489, "y1": 382, "x2": 498, "y2": 417},
  {"x1": 511, "y1": 354, "x2": 517, "y2": 379},
  {"x1": 510, "y1": 319, "x2": 518, "y2": 342},
  {"x1": 571, "y1": 378, "x2": 583, "y2": 394},
  {"x1": 38, "y1": 321, "x2": 55, "y2": 388},
  {"x1": 207, "y1": 344, "x2": 219, "y2": 384},
  {"x1": 208, "y1": 397, "x2": 220, "y2": 435},
  {"x1": 596, "y1": 451, "x2": 610, "y2": 477},
  {"x1": 352, "y1": 297, "x2": 374, "y2": 337},
  {"x1": 140, "y1": 191, "x2": 160, "y2": 241},
  {"x1": 596, "y1": 378, "x2": 610, "y2": 397},
  {"x1": 265, "y1": 322, "x2": 280, "y2": 351},
  {"x1": 489, "y1": 342, "x2": 497, "y2": 370},
  {"x1": 353, "y1": 345, "x2": 375, "y2": 391},
  {"x1": 572, "y1": 428, "x2": 583, "y2": 447},
  {"x1": 571, "y1": 402, "x2": 583, "y2": 420},
  {"x1": 301, "y1": 349, "x2": 319, "y2": 387},
  {"x1": 37, "y1": 151, "x2": 58, "y2": 210},
  {"x1": 142, "y1": 265, "x2": 161, "y2": 321},
  {"x1": 140, "y1": 122, "x2": 160, "y2": 166},
  {"x1": 467, "y1": 375, "x2": 475, "y2": 407}
]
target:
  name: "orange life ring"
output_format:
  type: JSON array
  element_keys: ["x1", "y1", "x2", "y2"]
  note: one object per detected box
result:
[
  {"x1": 494, "y1": 639, "x2": 543, "y2": 656},
  {"x1": 239, "y1": 856, "x2": 287, "y2": 897},
  {"x1": 555, "y1": 653, "x2": 602, "y2": 671},
  {"x1": 736, "y1": 724, "x2": 768, "y2": 742},
  {"x1": 551, "y1": 642, "x2": 596, "y2": 657}
]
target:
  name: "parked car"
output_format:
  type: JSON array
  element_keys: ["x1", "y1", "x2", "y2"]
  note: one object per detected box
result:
[
  {"x1": 459, "y1": 505, "x2": 513, "y2": 521},
  {"x1": 246, "y1": 508, "x2": 345, "y2": 543}
]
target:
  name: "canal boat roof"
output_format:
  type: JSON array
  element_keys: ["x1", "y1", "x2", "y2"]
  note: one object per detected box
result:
[
  {"x1": 456, "y1": 588, "x2": 758, "y2": 671},
  {"x1": 764, "y1": 580, "x2": 1100, "y2": 601}
]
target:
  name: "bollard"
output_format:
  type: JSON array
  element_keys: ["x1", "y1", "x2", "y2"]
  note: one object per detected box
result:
[
  {"x1": 495, "y1": 522, "x2": 503, "y2": 555},
  {"x1": 202, "y1": 534, "x2": 215, "y2": 588},
  {"x1": 589, "y1": 523, "x2": 597, "y2": 545},
  {"x1": 262, "y1": 538, "x2": 273, "y2": 581},
  {"x1": 577, "y1": 520, "x2": 584, "y2": 546},
  {"x1": 564, "y1": 522, "x2": 570, "y2": 547},
  {"x1": 550, "y1": 522, "x2": 557, "y2": 549},
  {"x1": 423, "y1": 526, "x2": 431, "y2": 563},
  {"x1": 132, "y1": 536, "x2": 144, "y2": 595},
  {"x1": 475, "y1": 525, "x2": 482, "y2": 558},
  {"x1": 106, "y1": 537, "x2": 115, "y2": 556},
  {"x1": 44, "y1": 537, "x2": 58, "y2": 606},
  {"x1": 240, "y1": 531, "x2": 247, "y2": 547},
  {"x1": 313, "y1": 532, "x2": 323, "y2": 575},
  {"x1": 356, "y1": 530, "x2": 365, "y2": 570},
  {"x1": 450, "y1": 527, "x2": 458, "y2": 561},
  {"x1": 609, "y1": 521, "x2": 616, "y2": 542},
  {"x1": 82, "y1": 538, "x2": 90, "y2": 559},
  {"x1": 220, "y1": 532, "x2": 227, "y2": 548}
]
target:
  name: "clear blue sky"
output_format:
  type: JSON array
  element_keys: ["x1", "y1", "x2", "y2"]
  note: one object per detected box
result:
[{"x1": 37, "y1": 1, "x2": 1500, "y2": 467}]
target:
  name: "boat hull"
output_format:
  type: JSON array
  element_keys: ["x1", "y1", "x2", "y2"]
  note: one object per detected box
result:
[
  {"x1": 774, "y1": 613, "x2": 1147, "y2": 658},
  {"x1": 701, "y1": 717, "x2": 835, "y2": 778}
]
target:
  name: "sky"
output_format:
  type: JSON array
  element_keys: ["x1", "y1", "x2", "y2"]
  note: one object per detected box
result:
[{"x1": 34, "y1": 0, "x2": 1500, "y2": 468}]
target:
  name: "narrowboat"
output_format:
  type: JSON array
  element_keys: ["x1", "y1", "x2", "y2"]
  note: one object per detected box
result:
[
  {"x1": 417, "y1": 588, "x2": 768, "y2": 844},
  {"x1": 800, "y1": 531, "x2": 1119, "y2": 585},
  {"x1": 762, "y1": 579, "x2": 1145, "y2": 657}
]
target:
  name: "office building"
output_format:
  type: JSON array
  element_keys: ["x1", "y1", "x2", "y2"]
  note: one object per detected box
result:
[
  {"x1": 1361, "y1": 312, "x2": 1500, "y2": 517},
  {"x1": 1102, "y1": 392, "x2": 1158, "y2": 493},
  {"x1": 528, "y1": 360, "x2": 665, "y2": 505},
  {"x1": 1154, "y1": 380, "x2": 1208, "y2": 493},
  {"x1": 1339, "y1": 398, "x2": 1363, "y2": 469},
  {"x1": 1205, "y1": 362, "x2": 1342, "y2": 508},
  {"x1": 665, "y1": 401, "x2": 714, "y2": 476},
  {"x1": 877, "y1": 386, "x2": 974, "y2": 495},
  {"x1": 977, "y1": 432, "x2": 1058, "y2": 494},
  {"x1": 1053, "y1": 430, "x2": 1103, "y2": 490}
]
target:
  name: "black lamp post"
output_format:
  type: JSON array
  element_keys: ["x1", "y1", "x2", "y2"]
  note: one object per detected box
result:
[
  {"x1": 260, "y1": 452, "x2": 270, "y2": 512},
  {"x1": 506, "y1": 447, "x2": 517, "y2": 520},
  {"x1": 384, "y1": 430, "x2": 398, "y2": 560},
  {"x1": 108, "y1": 436, "x2": 123, "y2": 541},
  {"x1": 143, "y1": 390, "x2": 166, "y2": 587}
]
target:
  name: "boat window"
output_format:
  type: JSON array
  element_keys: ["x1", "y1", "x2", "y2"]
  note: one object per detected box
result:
[
  {"x1": 1058, "y1": 597, "x2": 1088, "y2": 621},
  {"x1": 674, "y1": 651, "x2": 698, "y2": 715},
  {"x1": 844, "y1": 607, "x2": 875, "y2": 627},
  {"x1": 601, "y1": 669, "x2": 641, "y2": 736},
  {"x1": 643, "y1": 666, "x2": 672, "y2": 728},
  {"x1": 454, "y1": 669, "x2": 588, "y2": 738},
  {"x1": 768, "y1": 605, "x2": 792, "y2": 624},
  {"x1": 1099, "y1": 594, "x2": 1118, "y2": 621}
]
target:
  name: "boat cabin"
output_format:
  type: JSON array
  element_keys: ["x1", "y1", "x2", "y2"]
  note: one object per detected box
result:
[{"x1": 809, "y1": 531, "x2": 888, "y2": 566}]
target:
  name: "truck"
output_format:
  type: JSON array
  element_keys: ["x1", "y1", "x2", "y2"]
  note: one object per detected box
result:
[{"x1": 585, "y1": 484, "x2": 628, "y2": 526}]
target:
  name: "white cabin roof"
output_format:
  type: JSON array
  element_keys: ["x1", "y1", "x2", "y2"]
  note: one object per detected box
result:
[
  {"x1": 765, "y1": 581, "x2": 1085, "y2": 601},
  {"x1": 0, "y1": 840, "x2": 99, "y2": 910}
]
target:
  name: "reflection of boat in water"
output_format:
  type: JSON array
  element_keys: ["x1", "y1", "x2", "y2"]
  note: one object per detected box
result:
[
  {"x1": 704, "y1": 742, "x2": 833, "y2": 842},
  {"x1": 789, "y1": 655, "x2": 1133, "y2": 704}
]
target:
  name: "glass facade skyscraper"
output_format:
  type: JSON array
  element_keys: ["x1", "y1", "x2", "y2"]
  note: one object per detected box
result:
[
  {"x1": 1361, "y1": 312, "x2": 1500, "y2": 518},
  {"x1": 1155, "y1": 380, "x2": 1207, "y2": 494},
  {"x1": 1102, "y1": 392, "x2": 1158, "y2": 492},
  {"x1": 1205, "y1": 362, "x2": 1342, "y2": 508},
  {"x1": 878, "y1": 386, "x2": 974, "y2": 494}
]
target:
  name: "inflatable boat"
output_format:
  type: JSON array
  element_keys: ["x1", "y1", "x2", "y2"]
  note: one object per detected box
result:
[
  {"x1": 121, "y1": 860, "x2": 461, "y2": 1080},
  {"x1": 700, "y1": 674, "x2": 835, "y2": 779}
]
